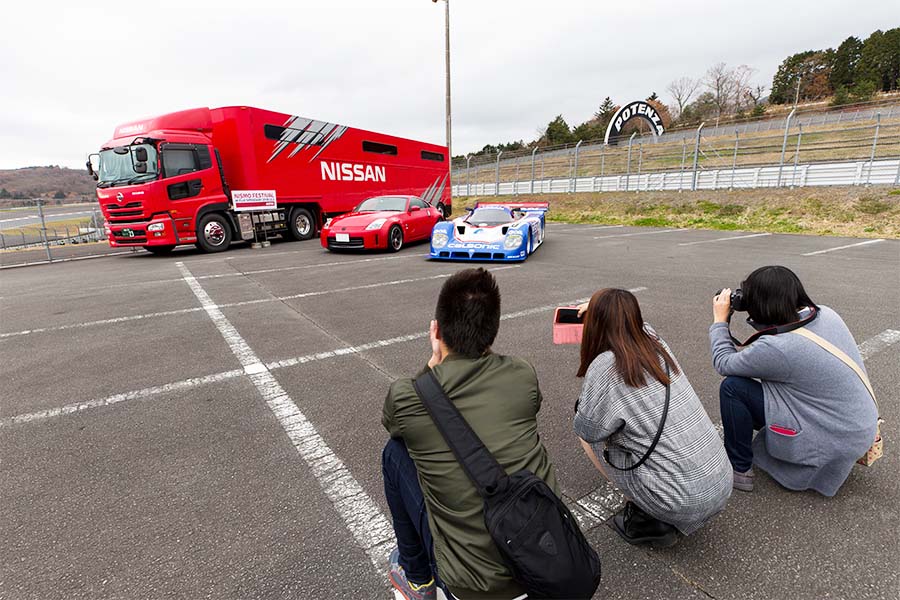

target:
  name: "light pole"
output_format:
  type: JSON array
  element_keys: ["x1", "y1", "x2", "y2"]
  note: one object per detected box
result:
[{"x1": 433, "y1": 0, "x2": 451, "y2": 159}]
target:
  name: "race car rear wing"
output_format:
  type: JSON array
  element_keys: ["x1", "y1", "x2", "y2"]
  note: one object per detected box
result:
[{"x1": 474, "y1": 201, "x2": 549, "y2": 214}]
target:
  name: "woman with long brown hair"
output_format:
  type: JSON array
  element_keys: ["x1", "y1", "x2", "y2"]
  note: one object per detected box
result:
[{"x1": 573, "y1": 289, "x2": 732, "y2": 547}]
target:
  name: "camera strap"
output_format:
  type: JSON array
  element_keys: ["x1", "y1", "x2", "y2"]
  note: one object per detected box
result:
[{"x1": 728, "y1": 306, "x2": 819, "y2": 347}]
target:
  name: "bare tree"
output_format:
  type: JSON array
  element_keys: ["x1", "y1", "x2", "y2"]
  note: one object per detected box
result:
[
  {"x1": 667, "y1": 76, "x2": 700, "y2": 118},
  {"x1": 704, "y1": 62, "x2": 736, "y2": 119},
  {"x1": 747, "y1": 83, "x2": 767, "y2": 106}
]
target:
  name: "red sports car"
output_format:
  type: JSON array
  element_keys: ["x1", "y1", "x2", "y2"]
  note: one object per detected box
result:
[{"x1": 321, "y1": 195, "x2": 443, "y2": 252}]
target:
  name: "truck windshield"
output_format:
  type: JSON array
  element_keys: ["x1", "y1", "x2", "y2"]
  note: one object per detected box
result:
[{"x1": 98, "y1": 144, "x2": 159, "y2": 188}]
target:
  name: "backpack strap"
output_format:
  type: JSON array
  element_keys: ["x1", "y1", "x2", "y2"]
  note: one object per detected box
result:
[
  {"x1": 413, "y1": 370, "x2": 509, "y2": 496},
  {"x1": 789, "y1": 327, "x2": 879, "y2": 412}
]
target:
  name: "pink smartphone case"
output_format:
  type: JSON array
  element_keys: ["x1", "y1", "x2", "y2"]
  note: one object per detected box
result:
[{"x1": 553, "y1": 307, "x2": 584, "y2": 345}]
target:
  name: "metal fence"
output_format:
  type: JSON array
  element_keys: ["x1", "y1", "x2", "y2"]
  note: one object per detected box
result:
[
  {"x1": 452, "y1": 102, "x2": 900, "y2": 197},
  {"x1": 0, "y1": 200, "x2": 106, "y2": 261}
]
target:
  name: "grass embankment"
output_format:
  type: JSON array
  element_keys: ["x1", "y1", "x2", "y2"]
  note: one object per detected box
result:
[{"x1": 455, "y1": 187, "x2": 900, "y2": 238}]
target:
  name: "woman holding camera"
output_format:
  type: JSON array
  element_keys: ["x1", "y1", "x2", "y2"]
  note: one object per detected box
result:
[
  {"x1": 711, "y1": 265, "x2": 878, "y2": 495},
  {"x1": 574, "y1": 289, "x2": 732, "y2": 548}
]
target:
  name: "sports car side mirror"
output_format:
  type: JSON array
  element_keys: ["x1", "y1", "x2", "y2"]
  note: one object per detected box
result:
[{"x1": 409, "y1": 205, "x2": 421, "y2": 212}]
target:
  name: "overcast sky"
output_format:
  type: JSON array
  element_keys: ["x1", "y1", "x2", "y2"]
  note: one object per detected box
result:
[{"x1": 1, "y1": 1, "x2": 896, "y2": 170}]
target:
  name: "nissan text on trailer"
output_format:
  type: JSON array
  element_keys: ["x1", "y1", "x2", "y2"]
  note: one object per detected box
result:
[{"x1": 86, "y1": 106, "x2": 451, "y2": 254}]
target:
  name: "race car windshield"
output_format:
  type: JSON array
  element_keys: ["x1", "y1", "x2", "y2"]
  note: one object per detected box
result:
[
  {"x1": 354, "y1": 196, "x2": 408, "y2": 212},
  {"x1": 467, "y1": 207, "x2": 513, "y2": 226}
]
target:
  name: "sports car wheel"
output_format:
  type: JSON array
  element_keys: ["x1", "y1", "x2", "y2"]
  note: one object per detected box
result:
[
  {"x1": 437, "y1": 202, "x2": 449, "y2": 219},
  {"x1": 388, "y1": 225, "x2": 404, "y2": 252}
]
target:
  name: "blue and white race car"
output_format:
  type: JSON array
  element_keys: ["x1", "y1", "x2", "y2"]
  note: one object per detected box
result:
[{"x1": 428, "y1": 201, "x2": 548, "y2": 262}]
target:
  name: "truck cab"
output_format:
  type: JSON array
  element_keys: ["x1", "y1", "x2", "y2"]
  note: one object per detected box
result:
[{"x1": 89, "y1": 110, "x2": 231, "y2": 254}]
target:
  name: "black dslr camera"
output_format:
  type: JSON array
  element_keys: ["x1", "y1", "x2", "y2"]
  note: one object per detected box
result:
[{"x1": 716, "y1": 288, "x2": 745, "y2": 312}]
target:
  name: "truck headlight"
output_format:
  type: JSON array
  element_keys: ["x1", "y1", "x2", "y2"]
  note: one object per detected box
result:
[
  {"x1": 432, "y1": 232, "x2": 448, "y2": 248},
  {"x1": 504, "y1": 232, "x2": 523, "y2": 249},
  {"x1": 147, "y1": 222, "x2": 165, "y2": 232},
  {"x1": 366, "y1": 218, "x2": 387, "y2": 231}
]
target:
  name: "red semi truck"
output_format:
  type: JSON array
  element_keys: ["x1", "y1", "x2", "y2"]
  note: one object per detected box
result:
[{"x1": 86, "y1": 106, "x2": 450, "y2": 254}]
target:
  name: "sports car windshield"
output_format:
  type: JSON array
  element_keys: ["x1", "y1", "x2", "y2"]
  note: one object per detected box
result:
[
  {"x1": 354, "y1": 196, "x2": 408, "y2": 212},
  {"x1": 466, "y1": 207, "x2": 514, "y2": 226}
]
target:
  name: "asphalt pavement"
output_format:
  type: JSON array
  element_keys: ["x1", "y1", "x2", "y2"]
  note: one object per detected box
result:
[
  {"x1": 1, "y1": 224, "x2": 898, "y2": 600},
  {"x1": 0, "y1": 204, "x2": 99, "y2": 231}
]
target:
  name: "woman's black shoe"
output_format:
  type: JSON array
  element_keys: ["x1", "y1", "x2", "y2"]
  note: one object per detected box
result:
[{"x1": 608, "y1": 501, "x2": 679, "y2": 548}]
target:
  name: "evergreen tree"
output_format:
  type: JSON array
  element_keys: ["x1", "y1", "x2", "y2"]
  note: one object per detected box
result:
[
  {"x1": 830, "y1": 36, "x2": 863, "y2": 89},
  {"x1": 857, "y1": 28, "x2": 900, "y2": 92},
  {"x1": 543, "y1": 115, "x2": 574, "y2": 146},
  {"x1": 770, "y1": 50, "x2": 816, "y2": 103}
]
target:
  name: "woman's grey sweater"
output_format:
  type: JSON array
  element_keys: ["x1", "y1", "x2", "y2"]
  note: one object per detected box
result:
[{"x1": 709, "y1": 306, "x2": 878, "y2": 496}]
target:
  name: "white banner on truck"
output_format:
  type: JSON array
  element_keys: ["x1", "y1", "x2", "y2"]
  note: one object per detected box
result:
[{"x1": 232, "y1": 190, "x2": 277, "y2": 212}]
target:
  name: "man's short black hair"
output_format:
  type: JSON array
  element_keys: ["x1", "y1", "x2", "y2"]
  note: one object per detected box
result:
[{"x1": 435, "y1": 268, "x2": 501, "y2": 358}]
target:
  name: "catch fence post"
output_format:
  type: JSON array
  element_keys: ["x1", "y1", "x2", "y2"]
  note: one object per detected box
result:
[
  {"x1": 679, "y1": 138, "x2": 687, "y2": 192},
  {"x1": 466, "y1": 155, "x2": 472, "y2": 197},
  {"x1": 625, "y1": 132, "x2": 637, "y2": 192},
  {"x1": 530, "y1": 147, "x2": 538, "y2": 194},
  {"x1": 514, "y1": 155, "x2": 520, "y2": 196},
  {"x1": 791, "y1": 123, "x2": 803, "y2": 188},
  {"x1": 37, "y1": 199, "x2": 52, "y2": 262},
  {"x1": 495, "y1": 150, "x2": 503, "y2": 196},
  {"x1": 0, "y1": 232, "x2": 5, "y2": 250},
  {"x1": 730, "y1": 130, "x2": 739, "y2": 190},
  {"x1": 866, "y1": 113, "x2": 880, "y2": 186},
  {"x1": 599, "y1": 145, "x2": 606, "y2": 192},
  {"x1": 572, "y1": 140, "x2": 583, "y2": 193},
  {"x1": 540, "y1": 153, "x2": 545, "y2": 194},
  {"x1": 636, "y1": 142, "x2": 643, "y2": 192},
  {"x1": 691, "y1": 122, "x2": 704, "y2": 191},
  {"x1": 776, "y1": 108, "x2": 796, "y2": 188}
]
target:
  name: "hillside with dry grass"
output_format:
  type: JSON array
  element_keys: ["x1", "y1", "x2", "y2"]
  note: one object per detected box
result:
[{"x1": 0, "y1": 166, "x2": 95, "y2": 206}]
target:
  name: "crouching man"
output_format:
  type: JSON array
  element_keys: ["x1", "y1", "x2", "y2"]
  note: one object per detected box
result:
[{"x1": 382, "y1": 268, "x2": 558, "y2": 600}]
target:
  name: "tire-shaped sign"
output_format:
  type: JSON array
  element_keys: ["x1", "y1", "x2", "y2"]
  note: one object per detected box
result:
[{"x1": 604, "y1": 101, "x2": 666, "y2": 144}]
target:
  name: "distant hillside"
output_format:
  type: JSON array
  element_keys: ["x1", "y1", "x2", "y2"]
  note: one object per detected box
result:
[{"x1": 0, "y1": 166, "x2": 96, "y2": 206}]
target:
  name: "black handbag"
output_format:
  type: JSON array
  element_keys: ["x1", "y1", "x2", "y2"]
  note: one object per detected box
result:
[
  {"x1": 602, "y1": 362, "x2": 670, "y2": 471},
  {"x1": 413, "y1": 371, "x2": 601, "y2": 599}
]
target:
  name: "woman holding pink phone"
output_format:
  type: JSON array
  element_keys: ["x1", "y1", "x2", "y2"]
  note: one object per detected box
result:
[
  {"x1": 573, "y1": 289, "x2": 732, "y2": 548},
  {"x1": 710, "y1": 266, "x2": 879, "y2": 495}
]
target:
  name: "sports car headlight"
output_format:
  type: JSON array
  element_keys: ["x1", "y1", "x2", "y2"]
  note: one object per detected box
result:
[
  {"x1": 504, "y1": 232, "x2": 523, "y2": 249},
  {"x1": 432, "y1": 232, "x2": 449, "y2": 248},
  {"x1": 365, "y1": 218, "x2": 387, "y2": 231}
]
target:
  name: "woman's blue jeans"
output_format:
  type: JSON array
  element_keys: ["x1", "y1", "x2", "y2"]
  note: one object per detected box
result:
[{"x1": 719, "y1": 376, "x2": 766, "y2": 472}]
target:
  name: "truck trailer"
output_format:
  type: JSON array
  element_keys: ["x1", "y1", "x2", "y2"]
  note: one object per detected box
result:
[{"x1": 87, "y1": 106, "x2": 450, "y2": 254}]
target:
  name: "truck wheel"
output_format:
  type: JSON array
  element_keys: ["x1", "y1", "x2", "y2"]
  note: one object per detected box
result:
[
  {"x1": 196, "y1": 214, "x2": 232, "y2": 253},
  {"x1": 388, "y1": 225, "x2": 404, "y2": 252},
  {"x1": 144, "y1": 245, "x2": 175, "y2": 255},
  {"x1": 287, "y1": 207, "x2": 316, "y2": 241}
]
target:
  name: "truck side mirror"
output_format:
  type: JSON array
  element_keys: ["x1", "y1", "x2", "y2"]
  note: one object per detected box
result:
[
  {"x1": 86, "y1": 153, "x2": 100, "y2": 181},
  {"x1": 134, "y1": 161, "x2": 148, "y2": 174},
  {"x1": 134, "y1": 147, "x2": 148, "y2": 162}
]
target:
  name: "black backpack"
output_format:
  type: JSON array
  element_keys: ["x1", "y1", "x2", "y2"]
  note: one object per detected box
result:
[{"x1": 413, "y1": 371, "x2": 601, "y2": 599}]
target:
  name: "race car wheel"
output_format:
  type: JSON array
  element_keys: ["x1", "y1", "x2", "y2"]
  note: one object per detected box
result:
[
  {"x1": 196, "y1": 214, "x2": 232, "y2": 253},
  {"x1": 287, "y1": 207, "x2": 316, "y2": 241},
  {"x1": 144, "y1": 245, "x2": 175, "y2": 255},
  {"x1": 388, "y1": 225, "x2": 404, "y2": 252},
  {"x1": 527, "y1": 231, "x2": 533, "y2": 255}
]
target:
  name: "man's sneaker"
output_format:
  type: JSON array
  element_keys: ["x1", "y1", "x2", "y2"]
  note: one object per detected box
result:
[
  {"x1": 609, "y1": 501, "x2": 679, "y2": 549},
  {"x1": 389, "y1": 548, "x2": 436, "y2": 600},
  {"x1": 733, "y1": 468, "x2": 754, "y2": 492}
]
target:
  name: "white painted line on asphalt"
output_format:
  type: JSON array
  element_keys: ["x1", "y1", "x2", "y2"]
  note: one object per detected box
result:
[
  {"x1": 0, "y1": 266, "x2": 521, "y2": 339},
  {"x1": 0, "y1": 250, "x2": 136, "y2": 270},
  {"x1": 594, "y1": 229, "x2": 682, "y2": 240},
  {"x1": 175, "y1": 261, "x2": 395, "y2": 574},
  {"x1": 858, "y1": 329, "x2": 900, "y2": 361},
  {"x1": 801, "y1": 239, "x2": 885, "y2": 256},
  {"x1": 2, "y1": 289, "x2": 629, "y2": 425},
  {"x1": 0, "y1": 369, "x2": 244, "y2": 426},
  {"x1": 553, "y1": 225, "x2": 624, "y2": 234},
  {"x1": 678, "y1": 232, "x2": 772, "y2": 246}
]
